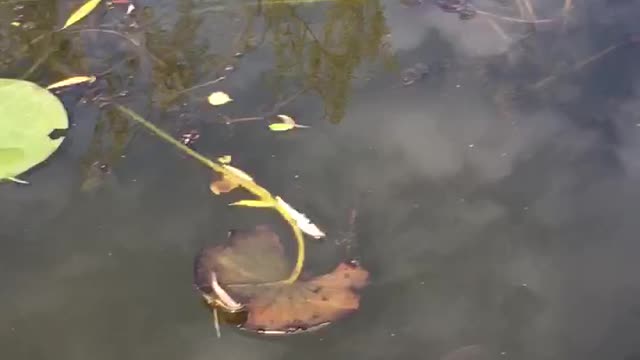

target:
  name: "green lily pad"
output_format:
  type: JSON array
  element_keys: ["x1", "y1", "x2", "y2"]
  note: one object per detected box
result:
[{"x1": 0, "y1": 78, "x2": 68, "y2": 180}]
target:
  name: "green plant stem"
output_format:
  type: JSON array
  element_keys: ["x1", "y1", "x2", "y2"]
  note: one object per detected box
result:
[
  {"x1": 20, "y1": 46, "x2": 54, "y2": 79},
  {"x1": 113, "y1": 104, "x2": 304, "y2": 284},
  {"x1": 114, "y1": 105, "x2": 223, "y2": 171}
]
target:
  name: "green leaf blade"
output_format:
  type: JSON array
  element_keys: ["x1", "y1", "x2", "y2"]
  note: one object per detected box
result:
[{"x1": 61, "y1": 0, "x2": 102, "y2": 30}]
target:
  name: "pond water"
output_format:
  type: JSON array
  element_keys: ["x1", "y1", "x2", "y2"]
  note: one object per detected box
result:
[{"x1": 2, "y1": 0, "x2": 640, "y2": 359}]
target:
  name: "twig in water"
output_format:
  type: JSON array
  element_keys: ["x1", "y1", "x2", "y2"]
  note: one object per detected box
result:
[
  {"x1": 514, "y1": 0, "x2": 526, "y2": 19},
  {"x1": 19, "y1": 46, "x2": 55, "y2": 79},
  {"x1": 532, "y1": 42, "x2": 624, "y2": 89},
  {"x1": 521, "y1": 0, "x2": 536, "y2": 21},
  {"x1": 476, "y1": 10, "x2": 554, "y2": 24},
  {"x1": 222, "y1": 116, "x2": 264, "y2": 125},
  {"x1": 67, "y1": 28, "x2": 141, "y2": 47},
  {"x1": 561, "y1": 0, "x2": 573, "y2": 26},
  {"x1": 221, "y1": 87, "x2": 308, "y2": 125},
  {"x1": 213, "y1": 308, "x2": 221, "y2": 338},
  {"x1": 562, "y1": 0, "x2": 573, "y2": 16},
  {"x1": 171, "y1": 76, "x2": 226, "y2": 97},
  {"x1": 485, "y1": 18, "x2": 511, "y2": 42}
]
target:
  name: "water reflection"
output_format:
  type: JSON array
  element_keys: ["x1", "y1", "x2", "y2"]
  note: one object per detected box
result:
[{"x1": 7, "y1": 0, "x2": 395, "y2": 185}]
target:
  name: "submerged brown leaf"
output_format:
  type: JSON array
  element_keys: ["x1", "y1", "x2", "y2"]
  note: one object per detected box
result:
[
  {"x1": 238, "y1": 262, "x2": 368, "y2": 333},
  {"x1": 193, "y1": 226, "x2": 368, "y2": 334}
]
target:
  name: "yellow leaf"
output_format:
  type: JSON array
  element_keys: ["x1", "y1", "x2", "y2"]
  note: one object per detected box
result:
[
  {"x1": 208, "y1": 91, "x2": 233, "y2": 106},
  {"x1": 274, "y1": 114, "x2": 310, "y2": 130},
  {"x1": 276, "y1": 114, "x2": 296, "y2": 125},
  {"x1": 269, "y1": 123, "x2": 296, "y2": 132},
  {"x1": 217, "y1": 155, "x2": 232, "y2": 164},
  {"x1": 229, "y1": 200, "x2": 274, "y2": 208},
  {"x1": 10, "y1": 22, "x2": 21, "y2": 27},
  {"x1": 61, "y1": 0, "x2": 102, "y2": 30},
  {"x1": 46, "y1": 76, "x2": 96, "y2": 90}
]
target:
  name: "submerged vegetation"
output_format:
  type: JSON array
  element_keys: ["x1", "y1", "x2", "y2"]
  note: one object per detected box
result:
[
  {"x1": 2, "y1": 0, "x2": 382, "y2": 336},
  {"x1": 1, "y1": 0, "x2": 638, "y2": 340}
]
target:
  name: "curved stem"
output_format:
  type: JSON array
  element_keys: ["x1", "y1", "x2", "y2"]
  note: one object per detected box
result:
[
  {"x1": 275, "y1": 203, "x2": 305, "y2": 283},
  {"x1": 113, "y1": 104, "x2": 305, "y2": 284},
  {"x1": 476, "y1": 10, "x2": 555, "y2": 24}
]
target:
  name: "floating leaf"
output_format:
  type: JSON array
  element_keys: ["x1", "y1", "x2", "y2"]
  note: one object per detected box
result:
[
  {"x1": 276, "y1": 196, "x2": 326, "y2": 239},
  {"x1": 268, "y1": 114, "x2": 310, "y2": 132},
  {"x1": 268, "y1": 123, "x2": 296, "y2": 132},
  {"x1": 229, "y1": 200, "x2": 275, "y2": 208},
  {"x1": 208, "y1": 91, "x2": 233, "y2": 106},
  {"x1": 46, "y1": 75, "x2": 96, "y2": 90},
  {"x1": 61, "y1": 0, "x2": 102, "y2": 30},
  {"x1": 0, "y1": 79, "x2": 68, "y2": 181},
  {"x1": 276, "y1": 114, "x2": 296, "y2": 125},
  {"x1": 218, "y1": 155, "x2": 232, "y2": 164},
  {"x1": 194, "y1": 226, "x2": 368, "y2": 334}
]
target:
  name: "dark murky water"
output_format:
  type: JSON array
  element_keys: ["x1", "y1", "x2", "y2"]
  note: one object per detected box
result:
[{"x1": 2, "y1": 0, "x2": 640, "y2": 359}]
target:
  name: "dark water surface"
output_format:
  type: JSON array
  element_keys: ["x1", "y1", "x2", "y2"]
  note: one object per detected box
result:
[{"x1": 2, "y1": 0, "x2": 640, "y2": 359}]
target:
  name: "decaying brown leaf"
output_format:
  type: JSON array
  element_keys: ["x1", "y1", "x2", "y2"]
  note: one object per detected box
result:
[
  {"x1": 209, "y1": 163, "x2": 256, "y2": 195},
  {"x1": 193, "y1": 226, "x2": 368, "y2": 334},
  {"x1": 209, "y1": 174, "x2": 239, "y2": 195},
  {"x1": 239, "y1": 261, "x2": 368, "y2": 333}
]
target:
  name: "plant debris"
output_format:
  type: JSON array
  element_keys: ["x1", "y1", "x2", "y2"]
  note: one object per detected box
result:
[
  {"x1": 276, "y1": 196, "x2": 326, "y2": 239},
  {"x1": 268, "y1": 114, "x2": 310, "y2": 132},
  {"x1": 194, "y1": 226, "x2": 368, "y2": 335}
]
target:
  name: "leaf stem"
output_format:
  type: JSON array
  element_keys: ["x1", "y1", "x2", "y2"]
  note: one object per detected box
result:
[{"x1": 113, "y1": 104, "x2": 304, "y2": 284}]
